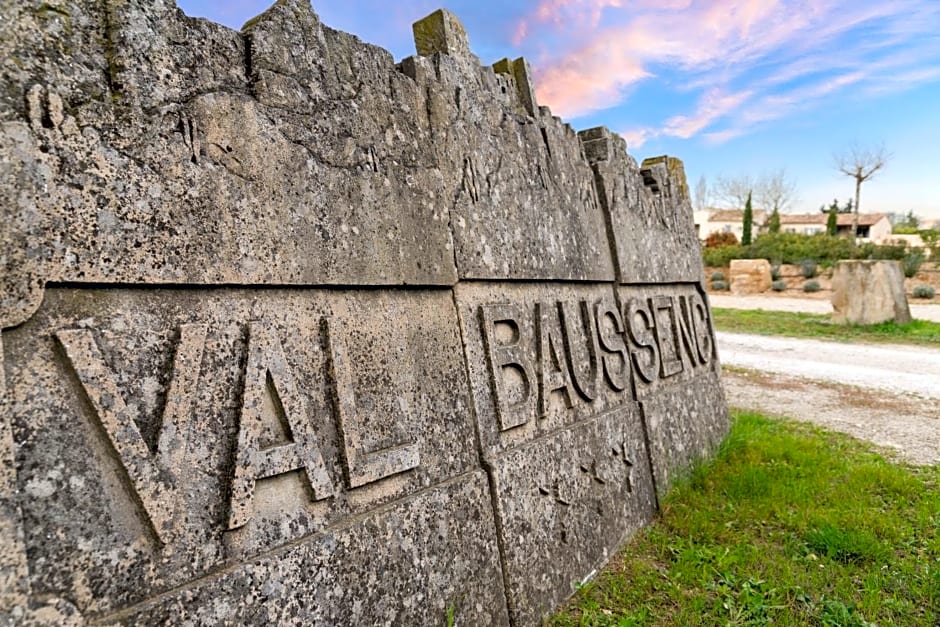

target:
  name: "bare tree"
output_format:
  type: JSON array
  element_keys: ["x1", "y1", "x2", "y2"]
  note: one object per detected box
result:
[
  {"x1": 694, "y1": 175, "x2": 709, "y2": 212},
  {"x1": 834, "y1": 142, "x2": 890, "y2": 236},
  {"x1": 755, "y1": 169, "x2": 797, "y2": 213},
  {"x1": 714, "y1": 174, "x2": 755, "y2": 209}
]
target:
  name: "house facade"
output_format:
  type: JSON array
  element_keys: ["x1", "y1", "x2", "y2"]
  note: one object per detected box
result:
[
  {"x1": 779, "y1": 213, "x2": 891, "y2": 241},
  {"x1": 695, "y1": 208, "x2": 769, "y2": 242}
]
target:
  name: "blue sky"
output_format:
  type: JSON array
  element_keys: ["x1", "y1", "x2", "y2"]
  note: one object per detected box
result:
[{"x1": 178, "y1": 1, "x2": 940, "y2": 220}]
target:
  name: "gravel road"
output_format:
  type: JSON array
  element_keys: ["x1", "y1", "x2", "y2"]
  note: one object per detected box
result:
[
  {"x1": 718, "y1": 332, "x2": 940, "y2": 399},
  {"x1": 710, "y1": 293, "x2": 940, "y2": 322},
  {"x1": 711, "y1": 300, "x2": 940, "y2": 465},
  {"x1": 722, "y1": 369, "x2": 940, "y2": 466}
]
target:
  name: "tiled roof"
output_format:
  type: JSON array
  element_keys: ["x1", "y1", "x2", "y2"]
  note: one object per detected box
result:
[
  {"x1": 779, "y1": 212, "x2": 888, "y2": 227},
  {"x1": 708, "y1": 209, "x2": 769, "y2": 223}
]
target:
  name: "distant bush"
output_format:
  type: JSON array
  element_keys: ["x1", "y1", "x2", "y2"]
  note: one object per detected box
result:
[
  {"x1": 771, "y1": 280, "x2": 787, "y2": 292},
  {"x1": 801, "y1": 259, "x2": 818, "y2": 279},
  {"x1": 711, "y1": 271, "x2": 725, "y2": 282},
  {"x1": 702, "y1": 232, "x2": 924, "y2": 268},
  {"x1": 703, "y1": 245, "x2": 746, "y2": 268},
  {"x1": 912, "y1": 285, "x2": 935, "y2": 299},
  {"x1": 711, "y1": 280, "x2": 729, "y2": 291},
  {"x1": 704, "y1": 231, "x2": 739, "y2": 248},
  {"x1": 901, "y1": 250, "x2": 925, "y2": 278},
  {"x1": 770, "y1": 265, "x2": 781, "y2": 280},
  {"x1": 803, "y1": 280, "x2": 821, "y2": 293},
  {"x1": 857, "y1": 242, "x2": 907, "y2": 261}
]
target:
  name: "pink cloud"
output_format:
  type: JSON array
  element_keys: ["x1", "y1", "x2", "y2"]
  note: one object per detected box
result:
[
  {"x1": 529, "y1": 0, "x2": 822, "y2": 117},
  {"x1": 513, "y1": 0, "x2": 627, "y2": 45},
  {"x1": 619, "y1": 127, "x2": 654, "y2": 149},
  {"x1": 663, "y1": 88, "x2": 753, "y2": 138},
  {"x1": 518, "y1": 0, "x2": 940, "y2": 141}
]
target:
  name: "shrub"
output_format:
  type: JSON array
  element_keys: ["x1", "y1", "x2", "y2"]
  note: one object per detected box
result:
[
  {"x1": 803, "y1": 280, "x2": 821, "y2": 293},
  {"x1": 747, "y1": 233, "x2": 854, "y2": 266},
  {"x1": 711, "y1": 280, "x2": 729, "y2": 291},
  {"x1": 901, "y1": 250, "x2": 925, "y2": 278},
  {"x1": 703, "y1": 245, "x2": 745, "y2": 268},
  {"x1": 858, "y1": 242, "x2": 907, "y2": 261},
  {"x1": 912, "y1": 285, "x2": 935, "y2": 299},
  {"x1": 710, "y1": 271, "x2": 725, "y2": 282},
  {"x1": 800, "y1": 259, "x2": 818, "y2": 278},
  {"x1": 704, "y1": 231, "x2": 738, "y2": 248},
  {"x1": 771, "y1": 279, "x2": 787, "y2": 292}
]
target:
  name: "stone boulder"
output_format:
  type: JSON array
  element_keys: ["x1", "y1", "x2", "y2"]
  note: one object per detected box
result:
[
  {"x1": 831, "y1": 260, "x2": 912, "y2": 325},
  {"x1": 729, "y1": 259, "x2": 772, "y2": 295}
]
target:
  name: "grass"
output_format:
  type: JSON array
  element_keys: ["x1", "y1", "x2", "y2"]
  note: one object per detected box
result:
[
  {"x1": 551, "y1": 411, "x2": 940, "y2": 626},
  {"x1": 712, "y1": 308, "x2": 940, "y2": 347}
]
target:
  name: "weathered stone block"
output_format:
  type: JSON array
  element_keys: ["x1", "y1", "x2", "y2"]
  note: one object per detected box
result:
[
  {"x1": 103, "y1": 473, "x2": 509, "y2": 625},
  {"x1": 410, "y1": 49, "x2": 615, "y2": 281},
  {"x1": 582, "y1": 128, "x2": 703, "y2": 283},
  {"x1": 456, "y1": 282, "x2": 656, "y2": 624},
  {"x1": 413, "y1": 8, "x2": 472, "y2": 58},
  {"x1": 0, "y1": 2, "x2": 733, "y2": 622},
  {"x1": 2, "y1": 287, "x2": 486, "y2": 618},
  {"x1": 492, "y1": 57, "x2": 538, "y2": 116},
  {"x1": 456, "y1": 283, "x2": 633, "y2": 459},
  {"x1": 0, "y1": 0, "x2": 460, "y2": 311},
  {"x1": 490, "y1": 408, "x2": 655, "y2": 625},
  {"x1": 618, "y1": 284, "x2": 729, "y2": 494},
  {"x1": 729, "y1": 259, "x2": 773, "y2": 295},
  {"x1": 640, "y1": 370, "x2": 729, "y2": 495},
  {"x1": 831, "y1": 260, "x2": 912, "y2": 325}
]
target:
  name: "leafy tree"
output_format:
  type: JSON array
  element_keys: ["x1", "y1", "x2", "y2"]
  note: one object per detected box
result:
[
  {"x1": 921, "y1": 229, "x2": 940, "y2": 247},
  {"x1": 819, "y1": 198, "x2": 852, "y2": 214},
  {"x1": 742, "y1": 192, "x2": 754, "y2": 246},
  {"x1": 897, "y1": 210, "x2": 919, "y2": 229},
  {"x1": 768, "y1": 208, "x2": 781, "y2": 234}
]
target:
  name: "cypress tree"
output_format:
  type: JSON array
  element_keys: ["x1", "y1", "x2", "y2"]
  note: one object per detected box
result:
[
  {"x1": 742, "y1": 191, "x2": 754, "y2": 245},
  {"x1": 768, "y1": 207, "x2": 780, "y2": 234},
  {"x1": 827, "y1": 202, "x2": 838, "y2": 236}
]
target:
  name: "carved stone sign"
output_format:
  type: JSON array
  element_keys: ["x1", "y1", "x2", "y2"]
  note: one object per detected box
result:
[{"x1": 0, "y1": 2, "x2": 729, "y2": 625}]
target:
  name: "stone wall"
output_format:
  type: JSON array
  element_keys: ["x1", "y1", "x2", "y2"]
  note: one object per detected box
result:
[{"x1": 0, "y1": 2, "x2": 729, "y2": 624}]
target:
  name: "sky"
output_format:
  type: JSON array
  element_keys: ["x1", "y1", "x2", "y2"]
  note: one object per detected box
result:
[{"x1": 178, "y1": 0, "x2": 940, "y2": 220}]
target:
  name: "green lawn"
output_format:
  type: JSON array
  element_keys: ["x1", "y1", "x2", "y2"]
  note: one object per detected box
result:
[
  {"x1": 551, "y1": 411, "x2": 940, "y2": 626},
  {"x1": 712, "y1": 307, "x2": 940, "y2": 347}
]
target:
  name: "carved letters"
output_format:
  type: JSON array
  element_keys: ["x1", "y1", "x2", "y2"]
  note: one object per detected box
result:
[
  {"x1": 56, "y1": 325, "x2": 206, "y2": 544},
  {"x1": 594, "y1": 301, "x2": 629, "y2": 393},
  {"x1": 324, "y1": 318, "x2": 420, "y2": 489},
  {"x1": 56, "y1": 317, "x2": 422, "y2": 540},
  {"x1": 537, "y1": 302, "x2": 576, "y2": 416},
  {"x1": 480, "y1": 288, "x2": 714, "y2": 426},
  {"x1": 480, "y1": 304, "x2": 537, "y2": 431},
  {"x1": 623, "y1": 289, "x2": 715, "y2": 387},
  {"x1": 227, "y1": 321, "x2": 334, "y2": 530}
]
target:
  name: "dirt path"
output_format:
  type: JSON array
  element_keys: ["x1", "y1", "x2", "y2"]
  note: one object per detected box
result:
[
  {"x1": 722, "y1": 369, "x2": 940, "y2": 466},
  {"x1": 710, "y1": 293, "x2": 940, "y2": 322},
  {"x1": 705, "y1": 294, "x2": 940, "y2": 465},
  {"x1": 717, "y1": 331, "x2": 940, "y2": 399},
  {"x1": 716, "y1": 330, "x2": 940, "y2": 466}
]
